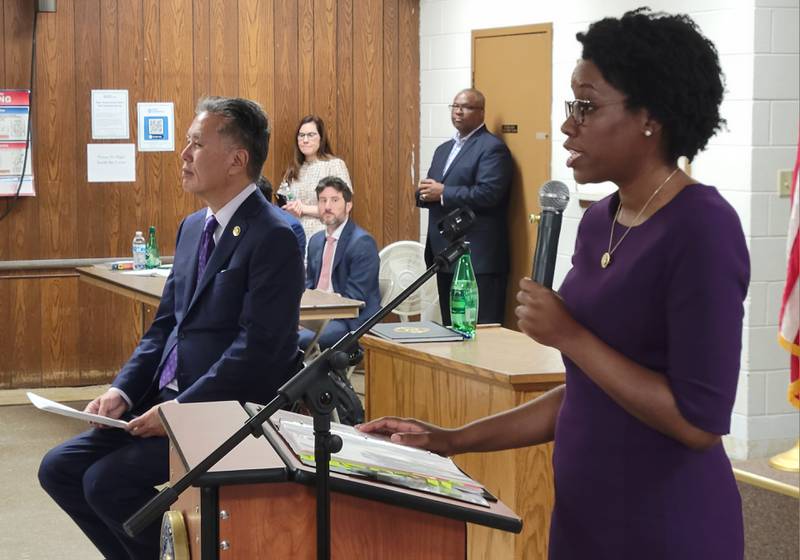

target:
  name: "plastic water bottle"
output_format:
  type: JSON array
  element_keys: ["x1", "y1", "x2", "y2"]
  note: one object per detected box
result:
[
  {"x1": 449, "y1": 243, "x2": 479, "y2": 338},
  {"x1": 132, "y1": 231, "x2": 146, "y2": 270},
  {"x1": 145, "y1": 226, "x2": 161, "y2": 269},
  {"x1": 276, "y1": 181, "x2": 295, "y2": 207}
]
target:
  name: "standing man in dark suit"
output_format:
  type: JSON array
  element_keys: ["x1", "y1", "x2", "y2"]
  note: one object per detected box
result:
[
  {"x1": 417, "y1": 88, "x2": 513, "y2": 325},
  {"x1": 299, "y1": 175, "x2": 381, "y2": 350},
  {"x1": 38, "y1": 97, "x2": 304, "y2": 559}
]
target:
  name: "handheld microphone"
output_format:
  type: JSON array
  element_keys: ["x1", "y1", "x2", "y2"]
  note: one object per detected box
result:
[{"x1": 531, "y1": 181, "x2": 570, "y2": 288}]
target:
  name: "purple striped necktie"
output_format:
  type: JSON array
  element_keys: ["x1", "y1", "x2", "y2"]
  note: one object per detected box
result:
[{"x1": 158, "y1": 214, "x2": 218, "y2": 389}]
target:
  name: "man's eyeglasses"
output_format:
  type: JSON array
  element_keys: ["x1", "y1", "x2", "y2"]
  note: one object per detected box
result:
[
  {"x1": 564, "y1": 99, "x2": 625, "y2": 125},
  {"x1": 297, "y1": 132, "x2": 319, "y2": 140},
  {"x1": 449, "y1": 104, "x2": 483, "y2": 113}
]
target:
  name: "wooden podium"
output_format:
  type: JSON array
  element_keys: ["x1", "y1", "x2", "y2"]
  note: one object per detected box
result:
[{"x1": 159, "y1": 401, "x2": 521, "y2": 559}]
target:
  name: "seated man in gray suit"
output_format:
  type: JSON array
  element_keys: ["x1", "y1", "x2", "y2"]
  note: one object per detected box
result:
[{"x1": 299, "y1": 175, "x2": 381, "y2": 350}]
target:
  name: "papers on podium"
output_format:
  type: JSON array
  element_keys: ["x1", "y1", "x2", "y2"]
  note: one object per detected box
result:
[
  {"x1": 27, "y1": 391, "x2": 129, "y2": 429},
  {"x1": 369, "y1": 321, "x2": 465, "y2": 343},
  {"x1": 270, "y1": 410, "x2": 489, "y2": 507}
]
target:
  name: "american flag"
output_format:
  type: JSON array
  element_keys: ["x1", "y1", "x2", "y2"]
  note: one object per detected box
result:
[{"x1": 779, "y1": 129, "x2": 800, "y2": 409}]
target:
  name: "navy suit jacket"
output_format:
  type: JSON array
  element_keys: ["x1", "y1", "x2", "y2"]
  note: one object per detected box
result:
[
  {"x1": 112, "y1": 189, "x2": 304, "y2": 408},
  {"x1": 419, "y1": 126, "x2": 513, "y2": 274},
  {"x1": 278, "y1": 208, "x2": 307, "y2": 256},
  {"x1": 305, "y1": 219, "x2": 381, "y2": 332}
]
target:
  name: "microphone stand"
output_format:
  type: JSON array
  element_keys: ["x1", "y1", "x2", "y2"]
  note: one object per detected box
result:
[{"x1": 123, "y1": 237, "x2": 470, "y2": 560}]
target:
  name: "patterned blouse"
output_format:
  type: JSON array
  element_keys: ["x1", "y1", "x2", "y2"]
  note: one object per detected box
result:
[{"x1": 286, "y1": 157, "x2": 352, "y2": 239}]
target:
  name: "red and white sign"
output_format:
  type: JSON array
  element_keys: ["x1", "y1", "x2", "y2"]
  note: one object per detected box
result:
[{"x1": 0, "y1": 89, "x2": 34, "y2": 196}]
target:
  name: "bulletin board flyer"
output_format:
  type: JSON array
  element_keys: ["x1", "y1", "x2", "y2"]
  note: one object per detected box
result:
[{"x1": 0, "y1": 90, "x2": 35, "y2": 197}]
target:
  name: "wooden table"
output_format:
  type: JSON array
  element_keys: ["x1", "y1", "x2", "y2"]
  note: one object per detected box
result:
[
  {"x1": 363, "y1": 326, "x2": 566, "y2": 560},
  {"x1": 76, "y1": 265, "x2": 363, "y2": 334}
]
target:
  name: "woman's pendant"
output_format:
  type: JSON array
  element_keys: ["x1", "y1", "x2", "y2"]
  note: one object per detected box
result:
[{"x1": 600, "y1": 252, "x2": 611, "y2": 269}]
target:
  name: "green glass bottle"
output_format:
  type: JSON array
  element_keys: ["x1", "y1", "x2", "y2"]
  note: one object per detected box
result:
[
  {"x1": 145, "y1": 225, "x2": 161, "y2": 269},
  {"x1": 449, "y1": 243, "x2": 479, "y2": 338}
]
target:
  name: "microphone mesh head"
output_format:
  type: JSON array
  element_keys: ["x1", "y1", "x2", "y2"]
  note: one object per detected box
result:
[{"x1": 539, "y1": 181, "x2": 570, "y2": 212}]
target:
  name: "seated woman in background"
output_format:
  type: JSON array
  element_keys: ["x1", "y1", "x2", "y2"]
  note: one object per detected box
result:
[{"x1": 279, "y1": 115, "x2": 352, "y2": 239}]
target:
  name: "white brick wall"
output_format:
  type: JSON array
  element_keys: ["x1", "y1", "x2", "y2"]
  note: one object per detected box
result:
[
  {"x1": 741, "y1": 0, "x2": 799, "y2": 458},
  {"x1": 419, "y1": 0, "x2": 800, "y2": 458}
]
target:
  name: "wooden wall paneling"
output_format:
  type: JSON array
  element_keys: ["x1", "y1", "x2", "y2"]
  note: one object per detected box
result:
[
  {"x1": 99, "y1": 0, "x2": 123, "y2": 256},
  {"x1": 40, "y1": 276, "x2": 79, "y2": 385},
  {"x1": 335, "y1": 0, "x2": 353, "y2": 192},
  {"x1": 142, "y1": 0, "x2": 164, "y2": 246},
  {"x1": 0, "y1": 274, "x2": 8, "y2": 387},
  {"x1": 298, "y1": 0, "x2": 314, "y2": 117},
  {"x1": 73, "y1": 0, "x2": 104, "y2": 258},
  {"x1": 38, "y1": 0, "x2": 77, "y2": 260},
  {"x1": 71, "y1": 2, "x2": 119, "y2": 386},
  {"x1": 159, "y1": 0, "x2": 196, "y2": 244},
  {"x1": 398, "y1": 0, "x2": 420, "y2": 242},
  {"x1": 113, "y1": 297, "x2": 144, "y2": 380},
  {"x1": 0, "y1": 1, "x2": 5, "y2": 87},
  {"x1": 238, "y1": 0, "x2": 274, "y2": 181},
  {"x1": 192, "y1": 0, "x2": 210, "y2": 100},
  {"x1": 99, "y1": 0, "x2": 119, "y2": 86},
  {"x1": 273, "y1": 0, "x2": 299, "y2": 186},
  {"x1": 209, "y1": 0, "x2": 239, "y2": 99},
  {"x1": 313, "y1": 0, "x2": 337, "y2": 148},
  {"x1": 78, "y1": 280, "x2": 113, "y2": 384},
  {"x1": 352, "y1": 0, "x2": 383, "y2": 244},
  {"x1": 117, "y1": 0, "x2": 146, "y2": 257},
  {"x1": 5, "y1": 1, "x2": 37, "y2": 261},
  {"x1": 10, "y1": 277, "x2": 42, "y2": 387},
  {"x1": 382, "y1": 0, "x2": 399, "y2": 243},
  {"x1": 0, "y1": 291, "x2": 7, "y2": 387},
  {"x1": 77, "y1": 279, "x2": 144, "y2": 385}
]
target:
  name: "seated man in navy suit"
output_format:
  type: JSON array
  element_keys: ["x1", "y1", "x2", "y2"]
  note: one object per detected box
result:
[
  {"x1": 299, "y1": 175, "x2": 381, "y2": 350},
  {"x1": 417, "y1": 88, "x2": 513, "y2": 325},
  {"x1": 38, "y1": 97, "x2": 304, "y2": 559},
  {"x1": 256, "y1": 174, "x2": 307, "y2": 256}
]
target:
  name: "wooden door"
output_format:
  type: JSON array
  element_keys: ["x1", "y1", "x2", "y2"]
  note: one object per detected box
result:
[{"x1": 472, "y1": 25, "x2": 552, "y2": 328}]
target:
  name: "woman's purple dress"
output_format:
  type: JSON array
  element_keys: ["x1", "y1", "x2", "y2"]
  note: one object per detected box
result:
[{"x1": 551, "y1": 184, "x2": 749, "y2": 559}]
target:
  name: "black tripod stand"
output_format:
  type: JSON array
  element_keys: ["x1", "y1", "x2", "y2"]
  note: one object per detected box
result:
[{"x1": 124, "y1": 207, "x2": 476, "y2": 560}]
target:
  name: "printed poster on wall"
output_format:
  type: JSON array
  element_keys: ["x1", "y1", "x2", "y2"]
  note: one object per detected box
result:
[
  {"x1": 0, "y1": 90, "x2": 35, "y2": 197},
  {"x1": 91, "y1": 89, "x2": 130, "y2": 139},
  {"x1": 137, "y1": 102, "x2": 175, "y2": 152}
]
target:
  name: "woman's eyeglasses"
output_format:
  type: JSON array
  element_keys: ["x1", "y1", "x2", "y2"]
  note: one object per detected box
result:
[
  {"x1": 564, "y1": 99, "x2": 625, "y2": 125},
  {"x1": 297, "y1": 132, "x2": 319, "y2": 140}
]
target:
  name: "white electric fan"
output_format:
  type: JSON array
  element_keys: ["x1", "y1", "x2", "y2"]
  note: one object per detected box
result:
[{"x1": 378, "y1": 241, "x2": 440, "y2": 322}]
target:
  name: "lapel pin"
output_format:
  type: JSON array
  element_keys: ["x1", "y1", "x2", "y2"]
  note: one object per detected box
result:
[{"x1": 232, "y1": 225, "x2": 241, "y2": 237}]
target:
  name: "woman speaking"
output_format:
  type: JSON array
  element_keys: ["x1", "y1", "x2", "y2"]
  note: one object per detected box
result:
[{"x1": 359, "y1": 8, "x2": 749, "y2": 559}]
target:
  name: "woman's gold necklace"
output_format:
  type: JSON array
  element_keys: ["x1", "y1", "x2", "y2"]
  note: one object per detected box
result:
[{"x1": 600, "y1": 168, "x2": 679, "y2": 269}]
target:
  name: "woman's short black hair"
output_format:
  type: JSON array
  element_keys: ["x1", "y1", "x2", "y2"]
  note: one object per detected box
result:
[{"x1": 577, "y1": 7, "x2": 725, "y2": 162}]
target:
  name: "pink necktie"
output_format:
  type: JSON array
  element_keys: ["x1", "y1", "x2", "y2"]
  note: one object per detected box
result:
[{"x1": 317, "y1": 236, "x2": 337, "y2": 292}]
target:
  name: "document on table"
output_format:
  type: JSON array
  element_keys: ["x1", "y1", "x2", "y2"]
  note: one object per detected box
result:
[
  {"x1": 270, "y1": 409, "x2": 490, "y2": 506},
  {"x1": 120, "y1": 267, "x2": 171, "y2": 277},
  {"x1": 27, "y1": 392, "x2": 129, "y2": 429}
]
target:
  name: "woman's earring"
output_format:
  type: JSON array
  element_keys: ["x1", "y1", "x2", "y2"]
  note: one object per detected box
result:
[{"x1": 644, "y1": 129, "x2": 653, "y2": 137}]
